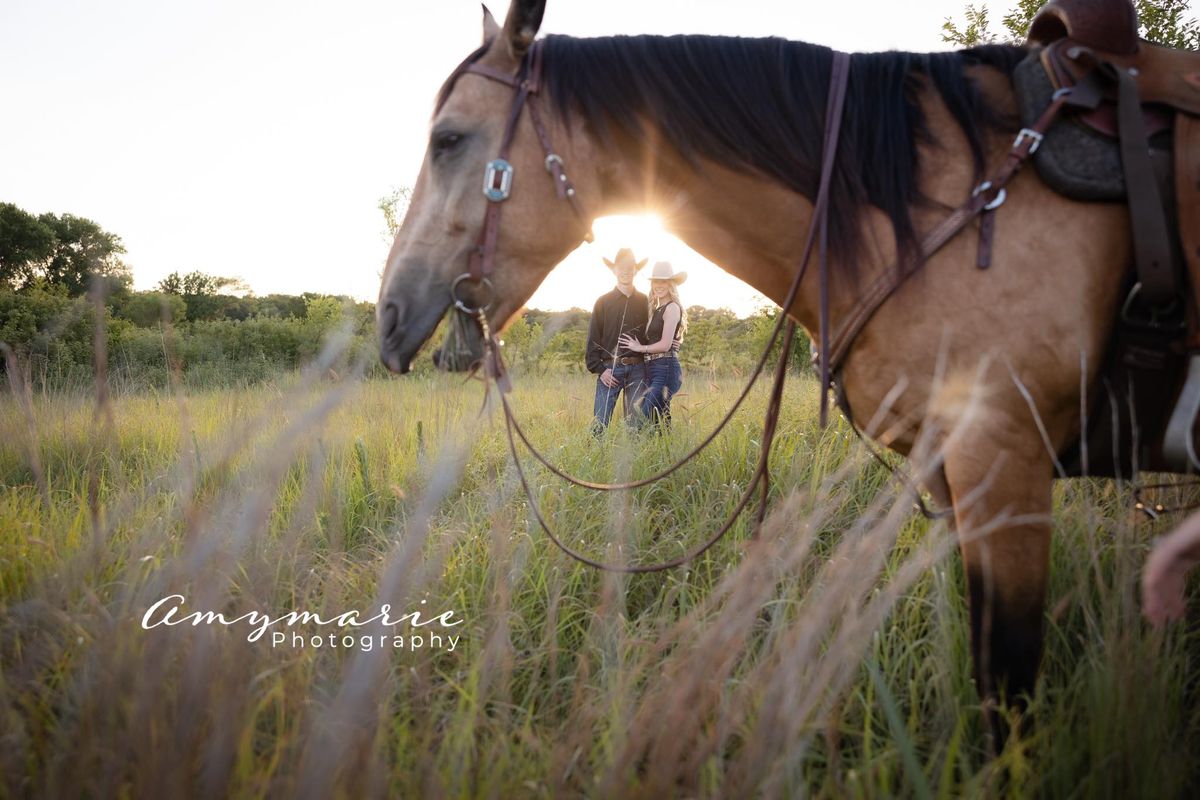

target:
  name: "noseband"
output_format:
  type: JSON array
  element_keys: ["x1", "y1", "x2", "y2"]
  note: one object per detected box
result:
[{"x1": 445, "y1": 40, "x2": 593, "y2": 314}]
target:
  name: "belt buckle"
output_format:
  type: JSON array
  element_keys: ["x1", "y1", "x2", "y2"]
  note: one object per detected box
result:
[{"x1": 1121, "y1": 282, "x2": 1184, "y2": 331}]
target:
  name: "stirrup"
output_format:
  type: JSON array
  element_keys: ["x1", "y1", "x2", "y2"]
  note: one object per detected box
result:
[{"x1": 1161, "y1": 354, "x2": 1200, "y2": 471}]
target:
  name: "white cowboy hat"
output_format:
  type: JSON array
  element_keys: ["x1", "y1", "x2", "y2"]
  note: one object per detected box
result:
[
  {"x1": 647, "y1": 261, "x2": 687, "y2": 285},
  {"x1": 602, "y1": 248, "x2": 648, "y2": 270}
]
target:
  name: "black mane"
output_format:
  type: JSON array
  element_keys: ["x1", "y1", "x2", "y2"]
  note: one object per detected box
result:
[{"x1": 540, "y1": 35, "x2": 1025, "y2": 265}]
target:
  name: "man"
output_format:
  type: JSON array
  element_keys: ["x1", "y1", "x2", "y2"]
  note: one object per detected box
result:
[{"x1": 586, "y1": 248, "x2": 650, "y2": 432}]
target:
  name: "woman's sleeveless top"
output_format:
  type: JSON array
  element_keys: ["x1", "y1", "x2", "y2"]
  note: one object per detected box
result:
[{"x1": 645, "y1": 302, "x2": 682, "y2": 349}]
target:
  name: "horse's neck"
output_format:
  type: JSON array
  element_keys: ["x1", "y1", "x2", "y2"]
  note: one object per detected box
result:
[{"x1": 595, "y1": 146, "x2": 891, "y2": 335}]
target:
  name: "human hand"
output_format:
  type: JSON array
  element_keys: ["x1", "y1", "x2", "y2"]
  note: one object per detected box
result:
[
  {"x1": 1143, "y1": 541, "x2": 1190, "y2": 627},
  {"x1": 617, "y1": 334, "x2": 640, "y2": 352},
  {"x1": 600, "y1": 368, "x2": 618, "y2": 388}
]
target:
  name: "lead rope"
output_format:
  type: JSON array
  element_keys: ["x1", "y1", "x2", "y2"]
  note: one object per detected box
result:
[
  {"x1": 471, "y1": 51, "x2": 852, "y2": 572},
  {"x1": 479, "y1": 307, "x2": 797, "y2": 573},
  {"x1": 843, "y1": 413, "x2": 955, "y2": 521}
]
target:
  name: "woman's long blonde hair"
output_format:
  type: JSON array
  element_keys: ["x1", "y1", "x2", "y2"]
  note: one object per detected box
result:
[{"x1": 648, "y1": 281, "x2": 688, "y2": 337}]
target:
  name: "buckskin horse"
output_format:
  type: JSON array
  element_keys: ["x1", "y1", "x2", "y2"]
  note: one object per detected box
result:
[{"x1": 377, "y1": 0, "x2": 1200, "y2": 730}]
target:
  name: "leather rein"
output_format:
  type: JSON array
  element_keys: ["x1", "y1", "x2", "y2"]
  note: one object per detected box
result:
[{"x1": 445, "y1": 41, "x2": 1081, "y2": 572}]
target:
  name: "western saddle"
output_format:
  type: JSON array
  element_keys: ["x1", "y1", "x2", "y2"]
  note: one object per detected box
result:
[{"x1": 1024, "y1": 0, "x2": 1200, "y2": 478}]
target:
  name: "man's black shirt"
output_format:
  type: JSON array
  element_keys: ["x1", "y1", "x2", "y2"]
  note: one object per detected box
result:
[{"x1": 585, "y1": 287, "x2": 649, "y2": 374}]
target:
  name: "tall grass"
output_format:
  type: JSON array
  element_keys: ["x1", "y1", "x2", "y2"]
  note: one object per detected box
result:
[{"x1": 1, "y1": 349, "x2": 1198, "y2": 797}]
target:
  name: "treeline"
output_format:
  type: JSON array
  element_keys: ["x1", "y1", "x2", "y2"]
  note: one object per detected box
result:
[
  {"x1": 2, "y1": 202, "x2": 807, "y2": 391},
  {"x1": 1, "y1": 203, "x2": 378, "y2": 390},
  {"x1": 0, "y1": 277, "x2": 377, "y2": 392},
  {"x1": 2, "y1": 280, "x2": 804, "y2": 392}
]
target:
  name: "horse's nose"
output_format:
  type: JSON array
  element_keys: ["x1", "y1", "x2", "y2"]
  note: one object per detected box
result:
[{"x1": 378, "y1": 300, "x2": 408, "y2": 373}]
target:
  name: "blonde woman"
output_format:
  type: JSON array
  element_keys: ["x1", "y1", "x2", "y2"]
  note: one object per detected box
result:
[{"x1": 618, "y1": 261, "x2": 687, "y2": 427}]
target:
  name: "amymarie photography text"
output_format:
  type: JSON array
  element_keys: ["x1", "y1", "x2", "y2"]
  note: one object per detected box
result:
[{"x1": 141, "y1": 595, "x2": 464, "y2": 653}]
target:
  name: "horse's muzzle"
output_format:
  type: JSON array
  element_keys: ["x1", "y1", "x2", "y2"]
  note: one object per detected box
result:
[
  {"x1": 377, "y1": 296, "x2": 443, "y2": 375},
  {"x1": 377, "y1": 290, "x2": 484, "y2": 374}
]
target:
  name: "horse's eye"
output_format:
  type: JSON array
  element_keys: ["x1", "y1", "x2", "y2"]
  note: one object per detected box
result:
[{"x1": 431, "y1": 131, "x2": 464, "y2": 160}]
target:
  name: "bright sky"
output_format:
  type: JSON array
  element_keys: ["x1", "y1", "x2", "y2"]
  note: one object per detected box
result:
[{"x1": 2, "y1": 0, "x2": 1028, "y2": 315}]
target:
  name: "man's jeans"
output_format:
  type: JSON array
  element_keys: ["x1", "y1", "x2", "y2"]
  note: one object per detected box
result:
[{"x1": 592, "y1": 362, "x2": 647, "y2": 432}]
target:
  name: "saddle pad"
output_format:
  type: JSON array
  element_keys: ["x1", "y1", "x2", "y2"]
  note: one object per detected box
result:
[{"x1": 1013, "y1": 50, "x2": 1126, "y2": 200}]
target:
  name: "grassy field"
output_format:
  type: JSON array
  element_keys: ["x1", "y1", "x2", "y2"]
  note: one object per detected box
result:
[{"x1": 1, "y1": 359, "x2": 1198, "y2": 797}]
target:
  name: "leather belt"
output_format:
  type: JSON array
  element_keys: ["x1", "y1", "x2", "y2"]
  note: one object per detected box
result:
[
  {"x1": 644, "y1": 352, "x2": 676, "y2": 362},
  {"x1": 616, "y1": 355, "x2": 644, "y2": 365}
]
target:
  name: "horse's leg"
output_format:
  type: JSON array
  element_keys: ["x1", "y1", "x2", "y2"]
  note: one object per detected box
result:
[{"x1": 942, "y1": 426, "x2": 1053, "y2": 740}]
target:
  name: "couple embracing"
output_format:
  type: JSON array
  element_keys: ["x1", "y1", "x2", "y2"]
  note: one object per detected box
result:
[{"x1": 585, "y1": 248, "x2": 687, "y2": 434}]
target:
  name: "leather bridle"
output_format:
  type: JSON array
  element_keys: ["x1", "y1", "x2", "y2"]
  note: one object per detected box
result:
[{"x1": 444, "y1": 40, "x2": 593, "y2": 316}]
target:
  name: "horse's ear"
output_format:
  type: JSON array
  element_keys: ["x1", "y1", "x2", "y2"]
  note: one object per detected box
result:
[
  {"x1": 481, "y1": 4, "x2": 501, "y2": 44},
  {"x1": 501, "y1": 0, "x2": 545, "y2": 60}
]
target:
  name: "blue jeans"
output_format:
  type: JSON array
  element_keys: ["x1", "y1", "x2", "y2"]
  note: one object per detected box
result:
[
  {"x1": 592, "y1": 362, "x2": 647, "y2": 432},
  {"x1": 639, "y1": 356, "x2": 683, "y2": 427}
]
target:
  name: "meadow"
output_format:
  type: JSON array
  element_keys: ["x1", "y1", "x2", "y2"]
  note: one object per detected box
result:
[{"x1": 2, "y1": 347, "x2": 1199, "y2": 798}]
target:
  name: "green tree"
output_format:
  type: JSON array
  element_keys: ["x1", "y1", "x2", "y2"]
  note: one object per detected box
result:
[
  {"x1": 304, "y1": 295, "x2": 343, "y2": 328},
  {"x1": 943, "y1": 0, "x2": 1199, "y2": 48},
  {"x1": 679, "y1": 307, "x2": 736, "y2": 372},
  {"x1": 0, "y1": 279, "x2": 132, "y2": 374},
  {"x1": 0, "y1": 205, "x2": 130, "y2": 295},
  {"x1": 942, "y1": 4, "x2": 998, "y2": 46},
  {"x1": 117, "y1": 291, "x2": 188, "y2": 327},
  {"x1": 498, "y1": 314, "x2": 546, "y2": 369},
  {"x1": 37, "y1": 213, "x2": 131, "y2": 296},
  {"x1": 378, "y1": 186, "x2": 412, "y2": 240},
  {"x1": 157, "y1": 270, "x2": 247, "y2": 298},
  {"x1": 250, "y1": 293, "x2": 308, "y2": 318},
  {"x1": 158, "y1": 270, "x2": 249, "y2": 321},
  {"x1": 0, "y1": 203, "x2": 56, "y2": 289},
  {"x1": 1137, "y1": 0, "x2": 1200, "y2": 46}
]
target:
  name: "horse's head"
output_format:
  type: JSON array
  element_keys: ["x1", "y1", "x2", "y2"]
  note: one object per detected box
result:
[{"x1": 378, "y1": 0, "x2": 594, "y2": 373}]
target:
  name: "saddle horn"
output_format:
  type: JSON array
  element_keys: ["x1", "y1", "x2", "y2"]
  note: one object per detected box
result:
[{"x1": 1027, "y1": 0, "x2": 1140, "y2": 55}]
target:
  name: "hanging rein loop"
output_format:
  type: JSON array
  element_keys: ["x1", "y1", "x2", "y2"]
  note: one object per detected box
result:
[
  {"x1": 459, "y1": 50, "x2": 853, "y2": 573},
  {"x1": 478, "y1": 308, "x2": 799, "y2": 573}
]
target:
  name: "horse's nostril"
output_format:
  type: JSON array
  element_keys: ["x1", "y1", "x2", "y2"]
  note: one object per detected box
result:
[
  {"x1": 379, "y1": 301, "x2": 400, "y2": 341},
  {"x1": 378, "y1": 301, "x2": 411, "y2": 373}
]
